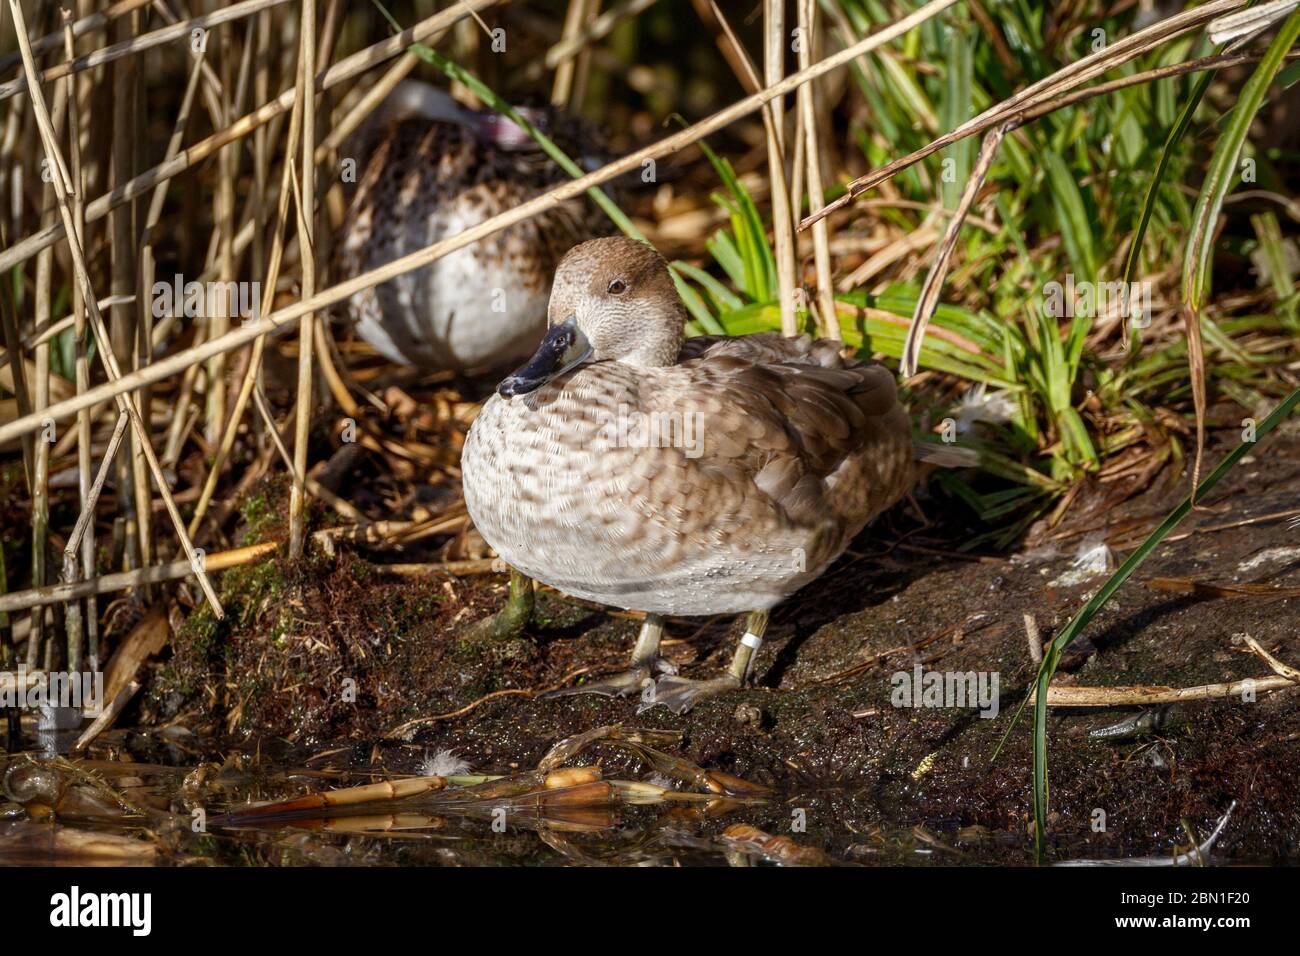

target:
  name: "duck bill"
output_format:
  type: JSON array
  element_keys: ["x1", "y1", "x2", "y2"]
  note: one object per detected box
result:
[{"x1": 498, "y1": 316, "x2": 592, "y2": 398}]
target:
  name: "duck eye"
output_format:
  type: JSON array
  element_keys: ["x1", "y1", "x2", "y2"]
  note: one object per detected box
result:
[{"x1": 607, "y1": 278, "x2": 627, "y2": 295}]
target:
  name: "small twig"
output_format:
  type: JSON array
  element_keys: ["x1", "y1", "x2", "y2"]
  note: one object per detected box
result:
[
  {"x1": 71, "y1": 679, "x2": 141, "y2": 754},
  {"x1": 1235, "y1": 633, "x2": 1300, "y2": 683},
  {"x1": 384, "y1": 666, "x2": 597, "y2": 737}
]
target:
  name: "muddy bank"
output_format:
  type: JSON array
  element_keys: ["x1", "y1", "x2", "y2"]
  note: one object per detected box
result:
[{"x1": 135, "y1": 428, "x2": 1300, "y2": 863}]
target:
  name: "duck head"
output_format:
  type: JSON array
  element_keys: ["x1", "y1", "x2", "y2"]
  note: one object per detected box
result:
[{"x1": 499, "y1": 237, "x2": 686, "y2": 398}]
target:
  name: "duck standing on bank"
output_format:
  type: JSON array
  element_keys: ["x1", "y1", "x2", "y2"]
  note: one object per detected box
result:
[
  {"x1": 337, "y1": 81, "x2": 606, "y2": 371},
  {"x1": 461, "y1": 237, "x2": 920, "y2": 713}
]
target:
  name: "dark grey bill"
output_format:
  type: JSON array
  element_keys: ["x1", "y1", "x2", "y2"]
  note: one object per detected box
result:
[{"x1": 498, "y1": 316, "x2": 590, "y2": 397}]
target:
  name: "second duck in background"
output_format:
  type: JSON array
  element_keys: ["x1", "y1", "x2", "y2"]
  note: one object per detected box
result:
[{"x1": 337, "y1": 80, "x2": 609, "y2": 372}]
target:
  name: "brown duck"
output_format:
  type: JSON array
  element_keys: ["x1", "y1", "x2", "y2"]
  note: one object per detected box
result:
[{"x1": 461, "y1": 237, "x2": 919, "y2": 713}]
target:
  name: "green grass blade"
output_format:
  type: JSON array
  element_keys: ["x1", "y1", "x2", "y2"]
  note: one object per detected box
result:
[
  {"x1": 1122, "y1": 67, "x2": 1214, "y2": 292},
  {"x1": 1182, "y1": 9, "x2": 1300, "y2": 309},
  {"x1": 1042, "y1": 149, "x2": 1097, "y2": 280}
]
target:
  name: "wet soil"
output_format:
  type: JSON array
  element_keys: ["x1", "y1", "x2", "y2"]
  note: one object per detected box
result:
[{"x1": 8, "y1": 427, "x2": 1300, "y2": 865}]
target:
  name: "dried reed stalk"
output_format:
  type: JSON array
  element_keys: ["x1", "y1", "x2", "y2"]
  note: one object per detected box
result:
[
  {"x1": 0, "y1": 0, "x2": 153, "y2": 77},
  {"x1": 5, "y1": 0, "x2": 223, "y2": 615},
  {"x1": 795, "y1": 0, "x2": 837, "y2": 339},
  {"x1": 288, "y1": 0, "x2": 317, "y2": 558},
  {"x1": 30, "y1": 32, "x2": 69, "y2": 674},
  {"x1": 550, "y1": 0, "x2": 591, "y2": 107},
  {"x1": 0, "y1": 0, "x2": 293, "y2": 101},
  {"x1": 0, "y1": 0, "x2": 501, "y2": 275},
  {"x1": 0, "y1": 542, "x2": 278, "y2": 616},
  {"x1": 899, "y1": 121, "x2": 1010, "y2": 377},
  {"x1": 764, "y1": 0, "x2": 798, "y2": 336}
]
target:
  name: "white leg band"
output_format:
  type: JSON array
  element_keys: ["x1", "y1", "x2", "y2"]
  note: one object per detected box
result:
[{"x1": 741, "y1": 632, "x2": 763, "y2": 650}]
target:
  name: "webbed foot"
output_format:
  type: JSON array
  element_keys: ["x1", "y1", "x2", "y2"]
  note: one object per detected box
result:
[
  {"x1": 541, "y1": 666, "x2": 654, "y2": 699},
  {"x1": 637, "y1": 673, "x2": 740, "y2": 715},
  {"x1": 541, "y1": 658, "x2": 676, "y2": 699}
]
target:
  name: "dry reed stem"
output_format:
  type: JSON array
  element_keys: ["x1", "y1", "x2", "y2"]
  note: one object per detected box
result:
[
  {"x1": 107, "y1": 4, "x2": 145, "y2": 587},
  {"x1": 30, "y1": 59, "x2": 69, "y2": 672},
  {"x1": 796, "y1": 0, "x2": 837, "y2": 339},
  {"x1": 0, "y1": 0, "x2": 500, "y2": 275},
  {"x1": 764, "y1": 0, "x2": 798, "y2": 336},
  {"x1": 0, "y1": 541, "x2": 278, "y2": 616},
  {"x1": 544, "y1": 0, "x2": 656, "y2": 71},
  {"x1": 6, "y1": 0, "x2": 222, "y2": 615},
  {"x1": 551, "y1": 0, "x2": 591, "y2": 107},
  {"x1": 900, "y1": 121, "x2": 1011, "y2": 377},
  {"x1": 71, "y1": 679, "x2": 140, "y2": 753},
  {"x1": 288, "y1": 0, "x2": 317, "y2": 559},
  {"x1": 63, "y1": 411, "x2": 130, "y2": 581},
  {"x1": 225, "y1": 774, "x2": 448, "y2": 820},
  {"x1": 57, "y1": 7, "x2": 88, "y2": 672},
  {"x1": 252, "y1": 4, "x2": 271, "y2": 283},
  {"x1": 689, "y1": 0, "x2": 758, "y2": 93},
  {"x1": 0, "y1": 0, "x2": 292, "y2": 101},
  {"x1": 0, "y1": 0, "x2": 153, "y2": 76},
  {"x1": 0, "y1": 0, "x2": 958, "y2": 446},
  {"x1": 66, "y1": 4, "x2": 97, "y2": 669},
  {"x1": 803, "y1": 0, "x2": 1250, "y2": 229},
  {"x1": 1040, "y1": 674, "x2": 1297, "y2": 706},
  {"x1": 207, "y1": 21, "x2": 236, "y2": 447}
]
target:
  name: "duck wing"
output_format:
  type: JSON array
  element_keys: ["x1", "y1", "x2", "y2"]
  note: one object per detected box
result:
[
  {"x1": 676, "y1": 331, "x2": 850, "y2": 368},
  {"x1": 653, "y1": 335, "x2": 914, "y2": 538}
]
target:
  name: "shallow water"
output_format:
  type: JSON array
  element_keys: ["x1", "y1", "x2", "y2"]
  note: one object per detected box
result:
[{"x1": 0, "y1": 725, "x2": 1261, "y2": 867}]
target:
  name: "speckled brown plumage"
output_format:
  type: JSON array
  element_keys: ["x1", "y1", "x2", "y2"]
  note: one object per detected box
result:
[{"x1": 461, "y1": 238, "x2": 916, "y2": 617}]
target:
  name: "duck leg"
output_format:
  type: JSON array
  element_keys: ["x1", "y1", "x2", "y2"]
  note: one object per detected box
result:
[
  {"x1": 542, "y1": 614, "x2": 666, "y2": 698},
  {"x1": 465, "y1": 567, "x2": 535, "y2": 641},
  {"x1": 638, "y1": 611, "x2": 768, "y2": 715}
]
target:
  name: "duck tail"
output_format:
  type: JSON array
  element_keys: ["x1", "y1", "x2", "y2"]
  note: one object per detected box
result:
[{"x1": 913, "y1": 440, "x2": 979, "y2": 469}]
